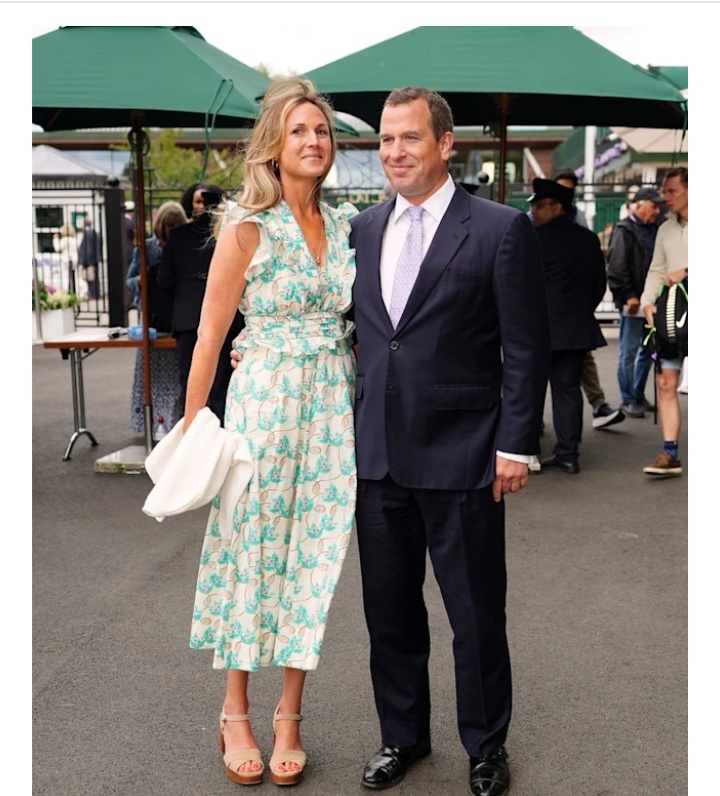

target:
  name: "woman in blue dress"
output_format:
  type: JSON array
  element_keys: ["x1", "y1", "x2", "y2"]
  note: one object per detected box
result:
[{"x1": 181, "y1": 78, "x2": 357, "y2": 786}]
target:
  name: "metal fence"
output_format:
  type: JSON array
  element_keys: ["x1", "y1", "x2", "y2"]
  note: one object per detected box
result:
[
  {"x1": 33, "y1": 180, "x2": 635, "y2": 334},
  {"x1": 32, "y1": 185, "x2": 130, "y2": 328}
]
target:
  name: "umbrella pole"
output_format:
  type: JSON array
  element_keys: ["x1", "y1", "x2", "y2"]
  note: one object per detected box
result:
[
  {"x1": 496, "y1": 94, "x2": 511, "y2": 205},
  {"x1": 130, "y1": 114, "x2": 154, "y2": 454}
]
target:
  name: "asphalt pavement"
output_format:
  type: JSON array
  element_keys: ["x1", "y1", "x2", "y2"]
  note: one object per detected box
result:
[{"x1": 32, "y1": 329, "x2": 687, "y2": 796}]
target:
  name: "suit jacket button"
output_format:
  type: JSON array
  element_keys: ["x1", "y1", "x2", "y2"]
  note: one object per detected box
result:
[{"x1": 389, "y1": 340, "x2": 399, "y2": 350}]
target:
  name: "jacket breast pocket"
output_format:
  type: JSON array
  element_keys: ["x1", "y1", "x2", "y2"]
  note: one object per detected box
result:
[
  {"x1": 442, "y1": 268, "x2": 485, "y2": 284},
  {"x1": 431, "y1": 384, "x2": 495, "y2": 411}
]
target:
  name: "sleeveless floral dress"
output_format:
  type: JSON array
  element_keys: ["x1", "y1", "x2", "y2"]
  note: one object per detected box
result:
[{"x1": 189, "y1": 200, "x2": 358, "y2": 671}]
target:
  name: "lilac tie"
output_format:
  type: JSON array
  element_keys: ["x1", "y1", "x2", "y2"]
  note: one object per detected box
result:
[{"x1": 389, "y1": 206, "x2": 424, "y2": 328}]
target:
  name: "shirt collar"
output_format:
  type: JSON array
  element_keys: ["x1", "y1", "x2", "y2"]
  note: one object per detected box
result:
[
  {"x1": 667, "y1": 210, "x2": 688, "y2": 227},
  {"x1": 391, "y1": 173, "x2": 455, "y2": 226}
]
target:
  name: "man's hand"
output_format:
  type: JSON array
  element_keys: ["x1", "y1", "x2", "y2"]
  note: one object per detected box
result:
[
  {"x1": 643, "y1": 304, "x2": 657, "y2": 326},
  {"x1": 625, "y1": 297, "x2": 640, "y2": 316},
  {"x1": 664, "y1": 267, "x2": 688, "y2": 287},
  {"x1": 230, "y1": 329, "x2": 248, "y2": 369},
  {"x1": 492, "y1": 457, "x2": 529, "y2": 503}
]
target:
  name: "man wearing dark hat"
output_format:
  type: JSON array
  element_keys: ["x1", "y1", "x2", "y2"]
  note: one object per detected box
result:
[
  {"x1": 528, "y1": 178, "x2": 608, "y2": 474},
  {"x1": 553, "y1": 171, "x2": 625, "y2": 432},
  {"x1": 606, "y1": 186, "x2": 664, "y2": 418}
]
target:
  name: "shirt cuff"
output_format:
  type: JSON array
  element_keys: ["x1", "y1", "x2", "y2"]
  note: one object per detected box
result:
[{"x1": 497, "y1": 451, "x2": 532, "y2": 465}]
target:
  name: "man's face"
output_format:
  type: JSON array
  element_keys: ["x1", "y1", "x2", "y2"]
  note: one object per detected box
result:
[
  {"x1": 379, "y1": 98, "x2": 453, "y2": 205},
  {"x1": 634, "y1": 199, "x2": 661, "y2": 225},
  {"x1": 661, "y1": 175, "x2": 688, "y2": 217},
  {"x1": 529, "y1": 198, "x2": 562, "y2": 227}
]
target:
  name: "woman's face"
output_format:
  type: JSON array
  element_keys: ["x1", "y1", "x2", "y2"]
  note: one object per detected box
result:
[
  {"x1": 277, "y1": 102, "x2": 332, "y2": 182},
  {"x1": 192, "y1": 189, "x2": 206, "y2": 217}
]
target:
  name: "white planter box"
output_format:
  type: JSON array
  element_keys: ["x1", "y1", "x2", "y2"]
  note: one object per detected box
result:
[{"x1": 32, "y1": 308, "x2": 76, "y2": 342}]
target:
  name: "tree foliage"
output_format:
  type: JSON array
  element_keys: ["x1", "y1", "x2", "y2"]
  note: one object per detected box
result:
[{"x1": 114, "y1": 128, "x2": 245, "y2": 192}]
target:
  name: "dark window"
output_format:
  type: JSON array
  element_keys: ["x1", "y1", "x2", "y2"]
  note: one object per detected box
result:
[
  {"x1": 37, "y1": 232, "x2": 55, "y2": 253},
  {"x1": 36, "y1": 206, "x2": 64, "y2": 227}
]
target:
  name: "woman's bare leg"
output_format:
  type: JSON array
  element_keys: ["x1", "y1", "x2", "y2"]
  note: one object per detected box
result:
[
  {"x1": 222, "y1": 670, "x2": 262, "y2": 773},
  {"x1": 273, "y1": 667, "x2": 307, "y2": 772}
]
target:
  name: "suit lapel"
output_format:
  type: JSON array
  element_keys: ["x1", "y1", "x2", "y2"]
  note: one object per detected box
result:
[
  {"x1": 395, "y1": 186, "x2": 470, "y2": 332},
  {"x1": 363, "y1": 200, "x2": 396, "y2": 332}
]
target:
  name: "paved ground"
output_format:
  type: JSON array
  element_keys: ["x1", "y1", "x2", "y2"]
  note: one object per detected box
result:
[{"x1": 33, "y1": 331, "x2": 687, "y2": 796}]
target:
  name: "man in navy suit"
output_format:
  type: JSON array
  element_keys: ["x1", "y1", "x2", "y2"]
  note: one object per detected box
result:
[{"x1": 352, "y1": 87, "x2": 551, "y2": 796}]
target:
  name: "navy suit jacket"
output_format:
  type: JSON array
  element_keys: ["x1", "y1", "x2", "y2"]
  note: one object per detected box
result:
[{"x1": 350, "y1": 184, "x2": 551, "y2": 491}]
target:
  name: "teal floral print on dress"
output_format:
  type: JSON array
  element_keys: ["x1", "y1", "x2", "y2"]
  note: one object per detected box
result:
[{"x1": 189, "y1": 200, "x2": 358, "y2": 672}]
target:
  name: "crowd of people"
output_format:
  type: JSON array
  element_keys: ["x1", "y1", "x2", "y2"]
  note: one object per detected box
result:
[
  {"x1": 136, "y1": 77, "x2": 686, "y2": 796},
  {"x1": 125, "y1": 184, "x2": 246, "y2": 438}
]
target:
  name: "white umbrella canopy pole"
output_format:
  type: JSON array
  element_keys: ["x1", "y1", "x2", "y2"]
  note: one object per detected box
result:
[{"x1": 583, "y1": 126, "x2": 597, "y2": 231}]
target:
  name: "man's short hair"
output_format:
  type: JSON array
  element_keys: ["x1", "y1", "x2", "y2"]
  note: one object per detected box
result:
[
  {"x1": 664, "y1": 166, "x2": 688, "y2": 187},
  {"x1": 383, "y1": 86, "x2": 454, "y2": 140}
]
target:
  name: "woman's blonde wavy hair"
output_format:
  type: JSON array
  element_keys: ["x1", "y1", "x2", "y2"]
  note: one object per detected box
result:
[{"x1": 234, "y1": 77, "x2": 337, "y2": 213}]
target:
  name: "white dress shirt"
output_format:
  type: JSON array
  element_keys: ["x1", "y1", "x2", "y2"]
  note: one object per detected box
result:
[
  {"x1": 380, "y1": 174, "x2": 456, "y2": 308},
  {"x1": 379, "y1": 174, "x2": 531, "y2": 466}
]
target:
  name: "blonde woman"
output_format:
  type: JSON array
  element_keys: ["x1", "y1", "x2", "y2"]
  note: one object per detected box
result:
[{"x1": 181, "y1": 78, "x2": 357, "y2": 786}]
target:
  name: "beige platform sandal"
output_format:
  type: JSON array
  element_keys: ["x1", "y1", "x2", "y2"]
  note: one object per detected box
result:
[
  {"x1": 219, "y1": 712, "x2": 265, "y2": 786},
  {"x1": 269, "y1": 708, "x2": 306, "y2": 786}
]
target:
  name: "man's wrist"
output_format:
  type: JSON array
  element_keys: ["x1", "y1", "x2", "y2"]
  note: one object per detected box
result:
[{"x1": 497, "y1": 451, "x2": 532, "y2": 465}]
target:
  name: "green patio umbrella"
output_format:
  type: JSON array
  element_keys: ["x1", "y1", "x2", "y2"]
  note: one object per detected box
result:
[
  {"x1": 33, "y1": 26, "x2": 356, "y2": 453},
  {"x1": 33, "y1": 26, "x2": 272, "y2": 451},
  {"x1": 611, "y1": 66, "x2": 688, "y2": 159},
  {"x1": 32, "y1": 26, "x2": 272, "y2": 131},
  {"x1": 32, "y1": 26, "x2": 358, "y2": 134},
  {"x1": 646, "y1": 66, "x2": 688, "y2": 92},
  {"x1": 305, "y1": 26, "x2": 687, "y2": 202}
]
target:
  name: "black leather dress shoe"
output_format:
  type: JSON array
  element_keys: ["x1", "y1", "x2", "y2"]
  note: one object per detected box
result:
[
  {"x1": 541, "y1": 455, "x2": 580, "y2": 474},
  {"x1": 361, "y1": 738, "x2": 431, "y2": 789},
  {"x1": 469, "y1": 746, "x2": 510, "y2": 796}
]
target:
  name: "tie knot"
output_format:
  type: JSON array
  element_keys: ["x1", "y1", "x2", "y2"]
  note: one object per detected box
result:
[{"x1": 407, "y1": 206, "x2": 424, "y2": 223}]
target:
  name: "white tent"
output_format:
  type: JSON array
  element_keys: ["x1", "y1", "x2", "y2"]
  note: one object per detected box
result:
[
  {"x1": 32, "y1": 144, "x2": 110, "y2": 177},
  {"x1": 611, "y1": 89, "x2": 688, "y2": 154}
]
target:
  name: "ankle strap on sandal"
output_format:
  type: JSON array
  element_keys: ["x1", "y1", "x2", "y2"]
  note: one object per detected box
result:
[
  {"x1": 220, "y1": 711, "x2": 250, "y2": 723},
  {"x1": 274, "y1": 712, "x2": 302, "y2": 722}
]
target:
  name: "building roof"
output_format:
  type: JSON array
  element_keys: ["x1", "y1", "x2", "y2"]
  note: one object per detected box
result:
[{"x1": 32, "y1": 144, "x2": 110, "y2": 177}]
